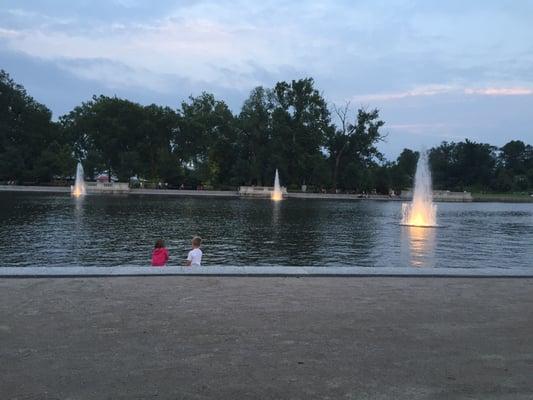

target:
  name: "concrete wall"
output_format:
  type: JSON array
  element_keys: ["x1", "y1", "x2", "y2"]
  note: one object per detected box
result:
[
  {"x1": 401, "y1": 190, "x2": 473, "y2": 202},
  {"x1": 0, "y1": 185, "x2": 487, "y2": 203},
  {"x1": 0, "y1": 185, "x2": 70, "y2": 193},
  {"x1": 239, "y1": 186, "x2": 288, "y2": 197},
  {"x1": 86, "y1": 182, "x2": 130, "y2": 193},
  {"x1": 287, "y1": 192, "x2": 395, "y2": 200},
  {"x1": 0, "y1": 185, "x2": 238, "y2": 197}
]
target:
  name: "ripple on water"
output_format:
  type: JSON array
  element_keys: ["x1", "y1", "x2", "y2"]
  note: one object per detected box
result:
[{"x1": 0, "y1": 193, "x2": 532, "y2": 269}]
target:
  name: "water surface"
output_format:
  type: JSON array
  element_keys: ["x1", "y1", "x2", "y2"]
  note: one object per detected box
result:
[{"x1": 0, "y1": 192, "x2": 531, "y2": 269}]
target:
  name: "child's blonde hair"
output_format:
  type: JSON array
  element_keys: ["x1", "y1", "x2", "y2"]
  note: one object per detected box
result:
[{"x1": 192, "y1": 236, "x2": 202, "y2": 247}]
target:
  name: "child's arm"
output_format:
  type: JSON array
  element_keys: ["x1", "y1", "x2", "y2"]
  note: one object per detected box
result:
[{"x1": 185, "y1": 251, "x2": 192, "y2": 266}]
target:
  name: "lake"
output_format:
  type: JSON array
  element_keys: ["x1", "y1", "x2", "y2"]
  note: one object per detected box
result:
[{"x1": 0, "y1": 192, "x2": 532, "y2": 269}]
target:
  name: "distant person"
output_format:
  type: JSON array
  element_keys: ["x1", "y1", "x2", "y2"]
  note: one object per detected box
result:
[
  {"x1": 151, "y1": 239, "x2": 169, "y2": 267},
  {"x1": 186, "y1": 236, "x2": 203, "y2": 267}
]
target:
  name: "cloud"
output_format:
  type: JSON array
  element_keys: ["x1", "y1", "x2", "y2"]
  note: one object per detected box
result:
[
  {"x1": 353, "y1": 84, "x2": 533, "y2": 103},
  {"x1": 3, "y1": 0, "x2": 531, "y2": 98},
  {"x1": 464, "y1": 87, "x2": 533, "y2": 96},
  {"x1": 0, "y1": 27, "x2": 19, "y2": 38},
  {"x1": 387, "y1": 123, "x2": 468, "y2": 140},
  {"x1": 2, "y1": 0, "x2": 533, "y2": 158},
  {"x1": 353, "y1": 85, "x2": 456, "y2": 102},
  {"x1": 0, "y1": 3, "x2": 312, "y2": 92}
]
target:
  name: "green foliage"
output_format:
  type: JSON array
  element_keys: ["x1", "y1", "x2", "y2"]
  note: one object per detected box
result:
[
  {"x1": 429, "y1": 140, "x2": 497, "y2": 191},
  {"x1": 0, "y1": 69, "x2": 531, "y2": 193},
  {"x1": 326, "y1": 103, "x2": 385, "y2": 191},
  {"x1": 61, "y1": 95, "x2": 179, "y2": 182},
  {"x1": 0, "y1": 70, "x2": 74, "y2": 182},
  {"x1": 388, "y1": 149, "x2": 419, "y2": 192},
  {"x1": 270, "y1": 78, "x2": 332, "y2": 186},
  {"x1": 236, "y1": 86, "x2": 274, "y2": 186},
  {"x1": 176, "y1": 92, "x2": 237, "y2": 186}
]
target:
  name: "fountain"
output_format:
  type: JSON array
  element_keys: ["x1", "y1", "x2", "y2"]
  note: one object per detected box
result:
[
  {"x1": 271, "y1": 169, "x2": 283, "y2": 201},
  {"x1": 71, "y1": 162, "x2": 86, "y2": 197},
  {"x1": 401, "y1": 151, "x2": 437, "y2": 227}
]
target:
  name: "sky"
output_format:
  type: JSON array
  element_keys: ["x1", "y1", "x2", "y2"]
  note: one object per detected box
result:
[{"x1": 1, "y1": 0, "x2": 533, "y2": 159}]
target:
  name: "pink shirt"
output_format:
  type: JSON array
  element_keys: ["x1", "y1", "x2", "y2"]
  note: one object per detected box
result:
[{"x1": 151, "y1": 247, "x2": 169, "y2": 266}]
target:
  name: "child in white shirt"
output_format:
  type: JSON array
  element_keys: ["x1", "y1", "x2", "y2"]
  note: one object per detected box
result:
[{"x1": 186, "y1": 236, "x2": 203, "y2": 266}]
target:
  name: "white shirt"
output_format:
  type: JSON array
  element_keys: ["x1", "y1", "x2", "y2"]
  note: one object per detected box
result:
[{"x1": 187, "y1": 248, "x2": 203, "y2": 266}]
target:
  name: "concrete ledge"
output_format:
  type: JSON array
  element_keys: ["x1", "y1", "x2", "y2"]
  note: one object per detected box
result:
[
  {"x1": 1, "y1": 265, "x2": 532, "y2": 278},
  {"x1": 0, "y1": 185, "x2": 238, "y2": 197},
  {"x1": 3, "y1": 185, "x2": 532, "y2": 202},
  {"x1": 0, "y1": 185, "x2": 70, "y2": 193}
]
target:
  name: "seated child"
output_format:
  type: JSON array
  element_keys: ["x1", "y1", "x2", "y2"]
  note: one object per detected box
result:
[
  {"x1": 151, "y1": 239, "x2": 169, "y2": 266},
  {"x1": 186, "y1": 236, "x2": 203, "y2": 266}
]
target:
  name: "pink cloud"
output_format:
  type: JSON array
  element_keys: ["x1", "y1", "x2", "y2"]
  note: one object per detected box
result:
[
  {"x1": 353, "y1": 85, "x2": 455, "y2": 102},
  {"x1": 464, "y1": 87, "x2": 533, "y2": 96},
  {"x1": 352, "y1": 84, "x2": 533, "y2": 103}
]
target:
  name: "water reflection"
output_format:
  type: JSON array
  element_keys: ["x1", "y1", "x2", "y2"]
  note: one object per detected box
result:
[
  {"x1": 271, "y1": 200, "x2": 281, "y2": 227},
  {"x1": 74, "y1": 195, "x2": 85, "y2": 214},
  {"x1": 401, "y1": 226, "x2": 437, "y2": 268},
  {"x1": 0, "y1": 193, "x2": 532, "y2": 269}
]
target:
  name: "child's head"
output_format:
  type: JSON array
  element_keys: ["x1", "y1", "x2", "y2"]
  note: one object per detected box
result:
[
  {"x1": 155, "y1": 239, "x2": 165, "y2": 249},
  {"x1": 192, "y1": 236, "x2": 202, "y2": 248}
]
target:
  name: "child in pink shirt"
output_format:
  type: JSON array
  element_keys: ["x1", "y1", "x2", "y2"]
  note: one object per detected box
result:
[{"x1": 151, "y1": 239, "x2": 169, "y2": 266}]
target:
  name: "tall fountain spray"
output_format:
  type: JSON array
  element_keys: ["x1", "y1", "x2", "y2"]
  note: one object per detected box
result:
[
  {"x1": 271, "y1": 169, "x2": 283, "y2": 201},
  {"x1": 71, "y1": 162, "x2": 86, "y2": 197},
  {"x1": 401, "y1": 151, "x2": 437, "y2": 227}
]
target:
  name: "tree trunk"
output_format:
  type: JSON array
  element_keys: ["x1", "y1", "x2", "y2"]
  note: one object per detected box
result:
[
  {"x1": 333, "y1": 143, "x2": 348, "y2": 191},
  {"x1": 333, "y1": 154, "x2": 341, "y2": 191}
]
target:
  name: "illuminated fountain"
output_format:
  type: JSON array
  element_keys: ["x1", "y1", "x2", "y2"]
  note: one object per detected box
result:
[
  {"x1": 271, "y1": 169, "x2": 283, "y2": 201},
  {"x1": 401, "y1": 151, "x2": 437, "y2": 227},
  {"x1": 71, "y1": 162, "x2": 86, "y2": 197}
]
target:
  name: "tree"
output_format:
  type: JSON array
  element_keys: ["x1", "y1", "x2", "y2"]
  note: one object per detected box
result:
[
  {"x1": 429, "y1": 140, "x2": 497, "y2": 191},
  {"x1": 3, "y1": 67, "x2": 532, "y2": 193},
  {"x1": 270, "y1": 78, "x2": 331, "y2": 187},
  {"x1": 176, "y1": 93, "x2": 237, "y2": 186},
  {"x1": 236, "y1": 86, "x2": 274, "y2": 186},
  {"x1": 0, "y1": 70, "x2": 74, "y2": 182},
  {"x1": 62, "y1": 96, "x2": 141, "y2": 180},
  {"x1": 139, "y1": 104, "x2": 180, "y2": 183},
  {"x1": 389, "y1": 149, "x2": 419, "y2": 192},
  {"x1": 498, "y1": 140, "x2": 533, "y2": 191},
  {"x1": 326, "y1": 103, "x2": 385, "y2": 191},
  {"x1": 61, "y1": 96, "x2": 180, "y2": 183},
  {"x1": 500, "y1": 140, "x2": 527, "y2": 174},
  {"x1": 327, "y1": 102, "x2": 351, "y2": 191}
]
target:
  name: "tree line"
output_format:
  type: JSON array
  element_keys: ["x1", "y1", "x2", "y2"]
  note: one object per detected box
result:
[{"x1": 1, "y1": 69, "x2": 532, "y2": 193}]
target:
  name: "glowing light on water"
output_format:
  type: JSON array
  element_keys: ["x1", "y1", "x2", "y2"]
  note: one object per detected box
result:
[
  {"x1": 71, "y1": 162, "x2": 86, "y2": 197},
  {"x1": 271, "y1": 169, "x2": 283, "y2": 201},
  {"x1": 404, "y1": 226, "x2": 436, "y2": 268},
  {"x1": 401, "y1": 151, "x2": 437, "y2": 227}
]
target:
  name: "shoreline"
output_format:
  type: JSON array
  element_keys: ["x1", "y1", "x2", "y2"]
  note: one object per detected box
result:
[{"x1": 1, "y1": 184, "x2": 532, "y2": 202}]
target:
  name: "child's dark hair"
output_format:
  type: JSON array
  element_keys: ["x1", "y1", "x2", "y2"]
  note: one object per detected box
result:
[{"x1": 155, "y1": 239, "x2": 165, "y2": 248}]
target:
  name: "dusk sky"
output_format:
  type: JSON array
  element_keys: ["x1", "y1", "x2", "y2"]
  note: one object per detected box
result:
[{"x1": 1, "y1": 0, "x2": 532, "y2": 158}]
